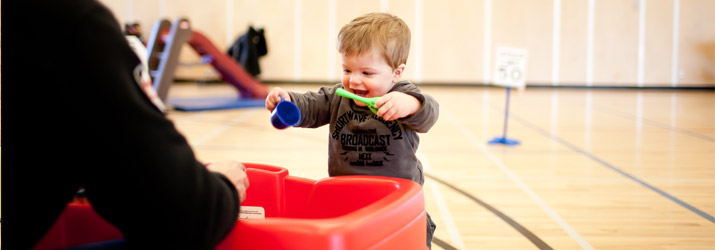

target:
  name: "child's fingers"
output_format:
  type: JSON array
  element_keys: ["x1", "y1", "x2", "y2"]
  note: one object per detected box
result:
[
  {"x1": 266, "y1": 89, "x2": 285, "y2": 111},
  {"x1": 376, "y1": 95, "x2": 393, "y2": 118},
  {"x1": 384, "y1": 107, "x2": 399, "y2": 121},
  {"x1": 273, "y1": 89, "x2": 292, "y2": 103},
  {"x1": 378, "y1": 102, "x2": 398, "y2": 121},
  {"x1": 376, "y1": 100, "x2": 387, "y2": 116},
  {"x1": 265, "y1": 97, "x2": 275, "y2": 111},
  {"x1": 375, "y1": 94, "x2": 391, "y2": 107}
]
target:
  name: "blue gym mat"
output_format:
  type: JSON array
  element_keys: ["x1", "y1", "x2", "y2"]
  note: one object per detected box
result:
[{"x1": 168, "y1": 96, "x2": 266, "y2": 111}]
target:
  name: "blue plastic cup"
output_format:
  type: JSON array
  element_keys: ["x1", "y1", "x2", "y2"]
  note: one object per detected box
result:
[{"x1": 271, "y1": 97, "x2": 301, "y2": 129}]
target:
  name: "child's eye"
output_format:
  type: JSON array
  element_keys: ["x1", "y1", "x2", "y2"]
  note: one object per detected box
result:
[
  {"x1": 363, "y1": 72, "x2": 373, "y2": 76},
  {"x1": 343, "y1": 69, "x2": 351, "y2": 73}
]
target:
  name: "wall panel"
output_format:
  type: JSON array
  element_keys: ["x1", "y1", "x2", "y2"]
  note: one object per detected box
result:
[
  {"x1": 643, "y1": 0, "x2": 674, "y2": 86},
  {"x1": 299, "y1": 0, "x2": 331, "y2": 81},
  {"x1": 422, "y1": 0, "x2": 483, "y2": 84},
  {"x1": 559, "y1": 0, "x2": 588, "y2": 85},
  {"x1": 678, "y1": 0, "x2": 715, "y2": 85},
  {"x1": 94, "y1": 0, "x2": 714, "y2": 87},
  {"x1": 593, "y1": 0, "x2": 639, "y2": 86}
]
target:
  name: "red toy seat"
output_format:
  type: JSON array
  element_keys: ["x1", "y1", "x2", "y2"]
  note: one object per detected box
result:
[{"x1": 34, "y1": 163, "x2": 427, "y2": 250}]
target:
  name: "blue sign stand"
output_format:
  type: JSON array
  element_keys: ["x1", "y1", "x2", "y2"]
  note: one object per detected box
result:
[{"x1": 488, "y1": 87, "x2": 520, "y2": 146}]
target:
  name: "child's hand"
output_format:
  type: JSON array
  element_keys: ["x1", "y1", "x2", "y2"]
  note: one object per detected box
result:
[
  {"x1": 265, "y1": 87, "x2": 291, "y2": 112},
  {"x1": 375, "y1": 92, "x2": 421, "y2": 121}
]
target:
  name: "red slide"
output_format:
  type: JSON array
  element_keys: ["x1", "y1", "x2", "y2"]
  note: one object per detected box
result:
[{"x1": 186, "y1": 31, "x2": 268, "y2": 99}]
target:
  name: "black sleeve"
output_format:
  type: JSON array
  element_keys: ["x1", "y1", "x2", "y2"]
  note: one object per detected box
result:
[
  {"x1": 11, "y1": 1, "x2": 240, "y2": 249},
  {"x1": 79, "y1": 4, "x2": 240, "y2": 249}
]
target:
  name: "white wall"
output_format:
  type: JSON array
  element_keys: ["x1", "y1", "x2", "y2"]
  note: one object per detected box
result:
[{"x1": 99, "y1": 0, "x2": 715, "y2": 87}]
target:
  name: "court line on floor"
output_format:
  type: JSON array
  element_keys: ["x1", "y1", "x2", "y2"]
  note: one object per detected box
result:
[
  {"x1": 511, "y1": 115, "x2": 715, "y2": 223},
  {"x1": 444, "y1": 109, "x2": 595, "y2": 250},
  {"x1": 595, "y1": 106, "x2": 715, "y2": 142},
  {"x1": 424, "y1": 173, "x2": 553, "y2": 250},
  {"x1": 419, "y1": 150, "x2": 466, "y2": 250},
  {"x1": 423, "y1": 147, "x2": 549, "y2": 250},
  {"x1": 432, "y1": 237, "x2": 459, "y2": 250},
  {"x1": 191, "y1": 109, "x2": 259, "y2": 146}
]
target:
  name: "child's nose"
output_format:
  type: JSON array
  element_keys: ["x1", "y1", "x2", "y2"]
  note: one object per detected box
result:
[{"x1": 349, "y1": 74, "x2": 362, "y2": 84}]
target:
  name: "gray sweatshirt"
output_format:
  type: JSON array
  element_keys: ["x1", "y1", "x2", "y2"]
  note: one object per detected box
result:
[{"x1": 288, "y1": 81, "x2": 439, "y2": 185}]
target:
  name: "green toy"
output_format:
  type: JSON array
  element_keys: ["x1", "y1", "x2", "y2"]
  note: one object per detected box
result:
[{"x1": 336, "y1": 88, "x2": 380, "y2": 115}]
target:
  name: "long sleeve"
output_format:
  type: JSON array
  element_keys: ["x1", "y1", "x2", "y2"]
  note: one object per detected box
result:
[
  {"x1": 11, "y1": 0, "x2": 240, "y2": 249},
  {"x1": 288, "y1": 84, "x2": 341, "y2": 128},
  {"x1": 73, "y1": 4, "x2": 240, "y2": 249},
  {"x1": 392, "y1": 81, "x2": 440, "y2": 133}
]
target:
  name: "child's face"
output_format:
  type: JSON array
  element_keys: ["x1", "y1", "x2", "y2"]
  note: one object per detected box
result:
[{"x1": 341, "y1": 49, "x2": 404, "y2": 107}]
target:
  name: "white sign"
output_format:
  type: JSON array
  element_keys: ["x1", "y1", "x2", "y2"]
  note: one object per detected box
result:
[
  {"x1": 492, "y1": 46, "x2": 528, "y2": 89},
  {"x1": 238, "y1": 206, "x2": 266, "y2": 219}
]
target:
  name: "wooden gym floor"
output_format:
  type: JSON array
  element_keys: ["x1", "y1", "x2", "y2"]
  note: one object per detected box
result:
[{"x1": 166, "y1": 82, "x2": 714, "y2": 250}]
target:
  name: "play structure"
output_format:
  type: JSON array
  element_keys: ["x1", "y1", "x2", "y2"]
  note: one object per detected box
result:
[
  {"x1": 146, "y1": 18, "x2": 268, "y2": 111},
  {"x1": 33, "y1": 163, "x2": 428, "y2": 250}
]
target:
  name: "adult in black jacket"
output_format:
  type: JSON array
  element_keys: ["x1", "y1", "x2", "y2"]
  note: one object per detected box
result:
[{"x1": 8, "y1": 0, "x2": 249, "y2": 249}]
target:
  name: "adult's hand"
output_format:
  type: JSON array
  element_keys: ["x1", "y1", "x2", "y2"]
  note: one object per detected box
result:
[{"x1": 207, "y1": 160, "x2": 249, "y2": 203}]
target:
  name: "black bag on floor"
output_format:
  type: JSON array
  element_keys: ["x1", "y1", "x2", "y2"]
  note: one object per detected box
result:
[{"x1": 227, "y1": 25, "x2": 267, "y2": 77}]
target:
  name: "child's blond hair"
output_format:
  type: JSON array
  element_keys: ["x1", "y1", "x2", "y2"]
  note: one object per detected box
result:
[{"x1": 338, "y1": 12, "x2": 410, "y2": 70}]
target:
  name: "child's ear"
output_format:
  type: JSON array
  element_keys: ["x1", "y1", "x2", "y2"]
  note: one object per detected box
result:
[{"x1": 392, "y1": 64, "x2": 406, "y2": 83}]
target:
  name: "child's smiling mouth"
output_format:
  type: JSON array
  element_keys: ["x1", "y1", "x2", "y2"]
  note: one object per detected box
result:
[{"x1": 352, "y1": 89, "x2": 369, "y2": 97}]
